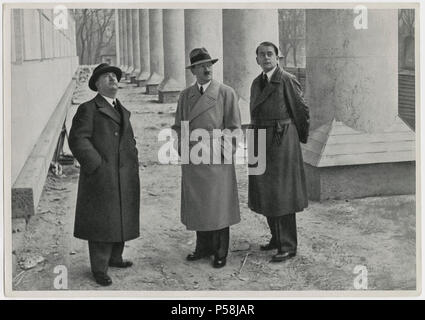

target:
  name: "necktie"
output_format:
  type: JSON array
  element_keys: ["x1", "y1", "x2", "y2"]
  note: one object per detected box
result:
[
  {"x1": 199, "y1": 86, "x2": 204, "y2": 95},
  {"x1": 112, "y1": 100, "x2": 119, "y2": 112},
  {"x1": 260, "y1": 73, "x2": 268, "y2": 91}
]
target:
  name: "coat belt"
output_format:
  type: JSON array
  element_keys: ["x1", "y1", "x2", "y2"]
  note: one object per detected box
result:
[
  {"x1": 250, "y1": 118, "x2": 293, "y2": 127},
  {"x1": 250, "y1": 118, "x2": 293, "y2": 146}
]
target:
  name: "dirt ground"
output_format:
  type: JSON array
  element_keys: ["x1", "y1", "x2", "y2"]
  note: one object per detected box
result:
[{"x1": 12, "y1": 77, "x2": 417, "y2": 293}]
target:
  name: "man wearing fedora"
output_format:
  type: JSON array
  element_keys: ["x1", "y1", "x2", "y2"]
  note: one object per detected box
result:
[
  {"x1": 172, "y1": 48, "x2": 241, "y2": 268},
  {"x1": 69, "y1": 63, "x2": 140, "y2": 286},
  {"x1": 248, "y1": 41, "x2": 309, "y2": 263}
]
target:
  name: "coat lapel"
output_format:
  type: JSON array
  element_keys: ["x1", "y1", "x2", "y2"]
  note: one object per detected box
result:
[
  {"x1": 251, "y1": 67, "x2": 282, "y2": 113},
  {"x1": 116, "y1": 98, "x2": 130, "y2": 133},
  {"x1": 95, "y1": 94, "x2": 122, "y2": 125},
  {"x1": 188, "y1": 80, "x2": 220, "y2": 123}
]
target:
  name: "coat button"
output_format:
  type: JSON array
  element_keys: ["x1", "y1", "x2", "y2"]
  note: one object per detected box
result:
[{"x1": 114, "y1": 132, "x2": 119, "y2": 136}]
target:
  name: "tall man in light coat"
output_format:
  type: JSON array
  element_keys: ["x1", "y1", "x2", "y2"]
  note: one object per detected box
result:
[
  {"x1": 249, "y1": 42, "x2": 309, "y2": 263},
  {"x1": 69, "y1": 64, "x2": 140, "y2": 286},
  {"x1": 172, "y1": 48, "x2": 241, "y2": 268}
]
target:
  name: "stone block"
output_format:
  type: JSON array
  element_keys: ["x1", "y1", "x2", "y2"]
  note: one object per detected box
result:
[
  {"x1": 305, "y1": 161, "x2": 415, "y2": 201},
  {"x1": 146, "y1": 84, "x2": 159, "y2": 95},
  {"x1": 158, "y1": 90, "x2": 180, "y2": 103}
]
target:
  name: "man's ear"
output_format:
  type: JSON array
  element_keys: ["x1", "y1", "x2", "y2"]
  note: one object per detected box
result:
[
  {"x1": 190, "y1": 67, "x2": 195, "y2": 75},
  {"x1": 256, "y1": 56, "x2": 260, "y2": 66}
]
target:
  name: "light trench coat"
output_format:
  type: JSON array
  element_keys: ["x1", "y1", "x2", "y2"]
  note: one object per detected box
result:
[{"x1": 172, "y1": 80, "x2": 241, "y2": 231}]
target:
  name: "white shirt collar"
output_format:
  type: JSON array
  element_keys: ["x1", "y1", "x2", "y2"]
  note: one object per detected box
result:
[
  {"x1": 197, "y1": 80, "x2": 211, "y2": 92},
  {"x1": 100, "y1": 94, "x2": 116, "y2": 107},
  {"x1": 263, "y1": 66, "x2": 278, "y2": 82}
]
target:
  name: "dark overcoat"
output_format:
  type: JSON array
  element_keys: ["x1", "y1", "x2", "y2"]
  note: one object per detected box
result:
[
  {"x1": 172, "y1": 80, "x2": 241, "y2": 231},
  {"x1": 69, "y1": 94, "x2": 140, "y2": 242},
  {"x1": 248, "y1": 66, "x2": 309, "y2": 217}
]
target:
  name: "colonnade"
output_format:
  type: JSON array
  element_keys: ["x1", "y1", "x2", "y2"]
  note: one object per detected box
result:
[
  {"x1": 115, "y1": 8, "x2": 414, "y2": 199},
  {"x1": 116, "y1": 8, "x2": 278, "y2": 122}
]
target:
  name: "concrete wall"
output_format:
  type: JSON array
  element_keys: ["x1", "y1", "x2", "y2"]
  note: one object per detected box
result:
[{"x1": 11, "y1": 9, "x2": 79, "y2": 185}]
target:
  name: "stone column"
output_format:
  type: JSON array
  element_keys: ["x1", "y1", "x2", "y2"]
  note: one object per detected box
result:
[
  {"x1": 114, "y1": 9, "x2": 121, "y2": 67},
  {"x1": 302, "y1": 9, "x2": 415, "y2": 200},
  {"x1": 121, "y1": 10, "x2": 128, "y2": 74},
  {"x1": 136, "y1": 9, "x2": 150, "y2": 87},
  {"x1": 158, "y1": 9, "x2": 185, "y2": 103},
  {"x1": 184, "y1": 9, "x2": 223, "y2": 86},
  {"x1": 130, "y1": 9, "x2": 141, "y2": 83},
  {"x1": 145, "y1": 9, "x2": 164, "y2": 94},
  {"x1": 223, "y1": 9, "x2": 279, "y2": 124},
  {"x1": 125, "y1": 9, "x2": 134, "y2": 78}
]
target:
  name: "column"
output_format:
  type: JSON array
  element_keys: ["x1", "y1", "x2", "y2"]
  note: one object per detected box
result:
[
  {"x1": 158, "y1": 9, "x2": 185, "y2": 103},
  {"x1": 136, "y1": 9, "x2": 150, "y2": 87},
  {"x1": 114, "y1": 9, "x2": 121, "y2": 67},
  {"x1": 121, "y1": 9, "x2": 128, "y2": 77},
  {"x1": 302, "y1": 9, "x2": 415, "y2": 200},
  {"x1": 126, "y1": 9, "x2": 134, "y2": 78},
  {"x1": 130, "y1": 9, "x2": 141, "y2": 83},
  {"x1": 223, "y1": 9, "x2": 279, "y2": 124},
  {"x1": 184, "y1": 9, "x2": 223, "y2": 86},
  {"x1": 145, "y1": 9, "x2": 164, "y2": 94}
]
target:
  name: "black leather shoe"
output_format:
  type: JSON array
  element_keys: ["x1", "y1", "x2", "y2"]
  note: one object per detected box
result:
[
  {"x1": 213, "y1": 257, "x2": 227, "y2": 268},
  {"x1": 186, "y1": 252, "x2": 211, "y2": 261},
  {"x1": 260, "y1": 242, "x2": 278, "y2": 251},
  {"x1": 109, "y1": 260, "x2": 133, "y2": 268},
  {"x1": 270, "y1": 251, "x2": 296, "y2": 263},
  {"x1": 93, "y1": 273, "x2": 112, "y2": 286}
]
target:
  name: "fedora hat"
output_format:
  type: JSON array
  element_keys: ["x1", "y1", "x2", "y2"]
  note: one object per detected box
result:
[
  {"x1": 185, "y1": 47, "x2": 218, "y2": 69},
  {"x1": 88, "y1": 63, "x2": 122, "y2": 91}
]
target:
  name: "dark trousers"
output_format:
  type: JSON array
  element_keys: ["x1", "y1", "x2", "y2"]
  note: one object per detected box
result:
[
  {"x1": 266, "y1": 214, "x2": 297, "y2": 253},
  {"x1": 88, "y1": 241, "x2": 125, "y2": 275},
  {"x1": 195, "y1": 227, "x2": 229, "y2": 259}
]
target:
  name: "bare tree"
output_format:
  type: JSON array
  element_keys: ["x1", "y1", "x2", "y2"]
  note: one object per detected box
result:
[
  {"x1": 398, "y1": 9, "x2": 415, "y2": 70},
  {"x1": 399, "y1": 9, "x2": 414, "y2": 36},
  {"x1": 75, "y1": 9, "x2": 115, "y2": 65},
  {"x1": 278, "y1": 9, "x2": 305, "y2": 67}
]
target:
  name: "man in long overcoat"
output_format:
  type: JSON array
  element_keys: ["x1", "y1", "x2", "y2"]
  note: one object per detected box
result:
[
  {"x1": 172, "y1": 48, "x2": 241, "y2": 268},
  {"x1": 248, "y1": 42, "x2": 309, "y2": 263},
  {"x1": 69, "y1": 63, "x2": 140, "y2": 285}
]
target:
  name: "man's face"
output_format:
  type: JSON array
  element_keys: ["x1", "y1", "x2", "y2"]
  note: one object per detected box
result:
[
  {"x1": 191, "y1": 62, "x2": 213, "y2": 84},
  {"x1": 256, "y1": 45, "x2": 278, "y2": 73},
  {"x1": 96, "y1": 72, "x2": 119, "y2": 97}
]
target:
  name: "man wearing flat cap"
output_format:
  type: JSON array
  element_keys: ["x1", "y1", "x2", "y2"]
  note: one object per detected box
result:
[
  {"x1": 172, "y1": 48, "x2": 241, "y2": 268},
  {"x1": 69, "y1": 63, "x2": 140, "y2": 286}
]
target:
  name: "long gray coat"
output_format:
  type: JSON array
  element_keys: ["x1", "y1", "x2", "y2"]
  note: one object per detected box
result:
[
  {"x1": 248, "y1": 67, "x2": 309, "y2": 217},
  {"x1": 69, "y1": 94, "x2": 140, "y2": 242},
  {"x1": 172, "y1": 80, "x2": 241, "y2": 231}
]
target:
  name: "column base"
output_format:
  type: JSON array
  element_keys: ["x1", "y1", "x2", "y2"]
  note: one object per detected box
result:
[
  {"x1": 302, "y1": 118, "x2": 415, "y2": 201},
  {"x1": 158, "y1": 90, "x2": 180, "y2": 103},
  {"x1": 137, "y1": 79, "x2": 147, "y2": 87},
  {"x1": 146, "y1": 84, "x2": 159, "y2": 95},
  {"x1": 305, "y1": 161, "x2": 415, "y2": 201}
]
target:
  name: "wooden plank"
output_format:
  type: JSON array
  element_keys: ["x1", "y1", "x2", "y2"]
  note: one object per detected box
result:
[
  {"x1": 327, "y1": 132, "x2": 414, "y2": 144},
  {"x1": 309, "y1": 128, "x2": 330, "y2": 142},
  {"x1": 303, "y1": 138, "x2": 325, "y2": 155},
  {"x1": 324, "y1": 140, "x2": 415, "y2": 156},
  {"x1": 319, "y1": 150, "x2": 416, "y2": 167}
]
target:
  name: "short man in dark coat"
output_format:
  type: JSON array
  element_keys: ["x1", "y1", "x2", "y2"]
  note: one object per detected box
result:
[
  {"x1": 69, "y1": 63, "x2": 140, "y2": 286},
  {"x1": 248, "y1": 42, "x2": 309, "y2": 262}
]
